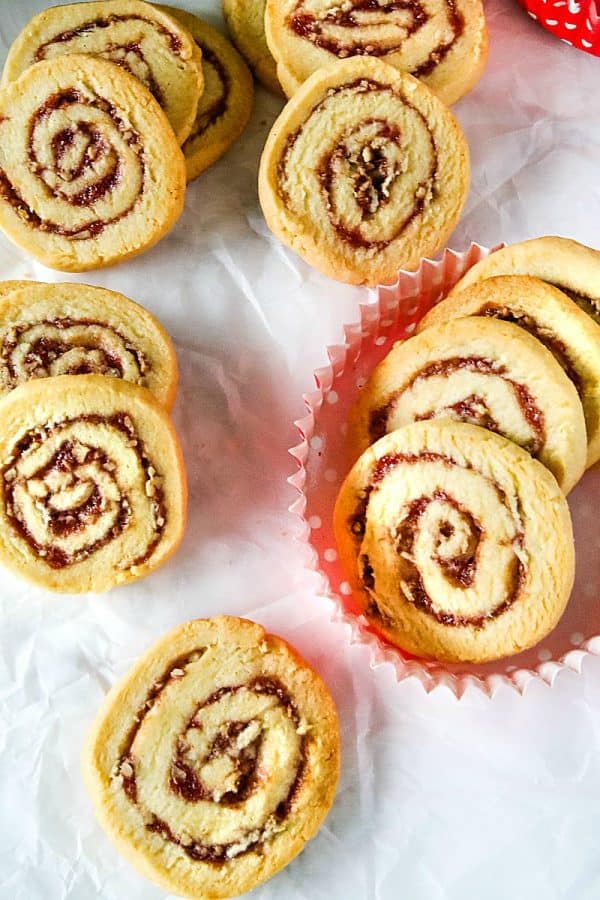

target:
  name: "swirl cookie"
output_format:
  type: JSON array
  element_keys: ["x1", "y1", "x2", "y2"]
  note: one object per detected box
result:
[
  {"x1": 161, "y1": 7, "x2": 254, "y2": 182},
  {"x1": 449, "y1": 236, "x2": 600, "y2": 324},
  {"x1": 259, "y1": 58, "x2": 469, "y2": 286},
  {"x1": 265, "y1": 0, "x2": 488, "y2": 105},
  {"x1": 0, "y1": 281, "x2": 177, "y2": 408},
  {"x1": 0, "y1": 55, "x2": 186, "y2": 272},
  {"x1": 0, "y1": 375, "x2": 186, "y2": 593},
  {"x1": 2, "y1": 0, "x2": 204, "y2": 145},
  {"x1": 82, "y1": 615, "x2": 340, "y2": 898},
  {"x1": 222, "y1": 0, "x2": 282, "y2": 93},
  {"x1": 349, "y1": 316, "x2": 586, "y2": 493},
  {"x1": 334, "y1": 421, "x2": 575, "y2": 663},
  {"x1": 419, "y1": 275, "x2": 600, "y2": 467}
]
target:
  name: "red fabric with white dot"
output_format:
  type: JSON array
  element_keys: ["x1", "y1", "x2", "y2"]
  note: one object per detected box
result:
[{"x1": 519, "y1": 0, "x2": 600, "y2": 55}]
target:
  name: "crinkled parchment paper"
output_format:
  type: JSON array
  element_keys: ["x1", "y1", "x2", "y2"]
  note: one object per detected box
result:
[{"x1": 1, "y1": 1, "x2": 599, "y2": 898}]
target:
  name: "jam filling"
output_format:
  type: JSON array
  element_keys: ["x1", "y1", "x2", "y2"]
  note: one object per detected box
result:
[
  {"x1": 415, "y1": 393, "x2": 501, "y2": 434},
  {"x1": 369, "y1": 355, "x2": 546, "y2": 454},
  {"x1": 349, "y1": 451, "x2": 526, "y2": 627},
  {"x1": 186, "y1": 44, "x2": 230, "y2": 141},
  {"x1": 287, "y1": 0, "x2": 464, "y2": 76},
  {"x1": 117, "y1": 664, "x2": 308, "y2": 865},
  {"x1": 101, "y1": 42, "x2": 164, "y2": 105},
  {"x1": 550, "y1": 283, "x2": 600, "y2": 324},
  {"x1": 0, "y1": 89, "x2": 145, "y2": 239},
  {"x1": 479, "y1": 304, "x2": 584, "y2": 393},
  {"x1": 2, "y1": 413, "x2": 165, "y2": 569},
  {"x1": 33, "y1": 14, "x2": 184, "y2": 61},
  {"x1": 278, "y1": 79, "x2": 437, "y2": 250},
  {"x1": 1, "y1": 317, "x2": 147, "y2": 387}
]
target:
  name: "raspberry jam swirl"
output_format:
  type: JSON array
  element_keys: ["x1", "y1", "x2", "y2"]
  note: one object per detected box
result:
[
  {"x1": 350, "y1": 451, "x2": 527, "y2": 628},
  {"x1": 184, "y1": 44, "x2": 230, "y2": 144},
  {"x1": 33, "y1": 14, "x2": 184, "y2": 106},
  {"x1": 287, "y1": 0, "x2": 464, "y2": 76},
  {"x1": 0, "y1": 88, "x2": 145, "y2": 240},
  {"x1": 369, "y1": 356, "x2": 546, "y2": 454},
  {"x1": 0, "y1": 318, "x2": 147, "y2": 391},
  {"x1": 278, "y1": 79, "x2": 438, "y2": 250},
  {"x1": 115, "y1": 657, "x2": 308, "y2": 864},
  {"x1": 1, "y1": 414, "x2": 165, "y2": 569}
]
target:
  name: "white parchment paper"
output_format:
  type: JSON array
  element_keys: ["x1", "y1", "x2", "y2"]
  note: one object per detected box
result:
[{"x1": 0, "y1": 1, "x2": 599, "y2": 898}]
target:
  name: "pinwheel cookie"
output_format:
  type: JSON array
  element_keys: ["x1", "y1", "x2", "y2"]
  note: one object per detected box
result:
[
  {"x1": 0, "y1": 375, "x2": 186, "y2": 593},
  {"x1": 259, "y1": 57, "x2": 469, "y2": 286},
  {"x1": 265, "y1": 0, "x2": 489, "y2": 105},
  {"x1": 161, "y1": 7, "x2": 254, "y2": 181},
  {"x1": 334, "y1": 421, "x2": 575, "y2": 664},
  {"x1": 349, "y1": 316, "x2": 586, "y2": 493},
  {"x1": 82, "y1": 616, "x2": 340, "y2": 898},
  {"x1": 0, "y1": 55, "x2": 186, "y2": 271},
  {"x1": 1, "y1": 0, "x2": 204, "y2": 144},
  {"x1": 449, "y1": 236, "x2": 600, "y2": 323},
  {"x1": 0, "y1": 281, "x2": 177, "y2": 408},
  {"x1": 419, "y1": 275, "x2": 600, "y2": 467},
  {"x1": 222, "y1": 0, "x2": 282, "y2": 93}
]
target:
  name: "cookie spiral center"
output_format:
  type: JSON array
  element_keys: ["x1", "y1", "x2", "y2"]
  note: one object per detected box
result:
[
  {"x1": 353, "y1": 452, "x2": 527, "y2": 627},
  {"x1": 0, "y1": 88, "x2": 145, "y2": 241},
  {"x1": 287, "y1": 0, "x2": 464, "y2": 75},
  {"x1": 290, "y1": 0, "x2": 429, "y2": 55},
  {"x1": 116, "y1": 666, "x2": 308, "y2": 865},
  {"x1": 279, "y1": 79, "x2": 437, "y2": 251},
  {"x1": 2, "y1": 414, "x2": 165, "y2": 569},
  {"x1": 1, "y1": 318, "x2": 146, "y2": 389}
]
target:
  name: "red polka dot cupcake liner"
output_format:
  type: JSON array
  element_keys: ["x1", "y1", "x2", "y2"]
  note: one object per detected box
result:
[
  {"x1": 288, "y1": 243, "x2": 600, "y2": 697},
  {"x1": 519, "y1": 0, "x2": 600, "y2": 55}
]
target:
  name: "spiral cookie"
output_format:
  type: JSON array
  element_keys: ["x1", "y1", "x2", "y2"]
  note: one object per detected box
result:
[
  {"x1": 419, "y1": 275, "x2": 600, "y2": 467},
  {"x1": 449, "y1": 236, "x2": 600, "y2": 324},
  {"x1": 0, "y1": 281, "x2": 177, "y2": 408},
  {"x1": 334, "y1": 421, "x2": 575, "y2": 663},
  {"x1": 259, "y1": 58, "x2": 469, "y2": 286},
  {"x1": 82, "y1": 616, "x2": 340, "y2": 898},
  {"x1": 0, "y1": 375, "x2": 186, "y2": 593},
  {"x1": 222, "y1": 0, "x2": 282, "y2": 93},
  {"x1": 349, "y1": 316, "x2": 586, "y2": 493},
  {"x1": 265, "y1": 0, "x2": 489, "y2": 105},
  {"x1": 0, "y1": 55, "x2": 186, "y2": 272},
  {"x1": 161, "y1": 7, "x2": 254, "y2": 182},
  {"x1": 2, "y1": 0, "x2": 204, "y2": 145}
]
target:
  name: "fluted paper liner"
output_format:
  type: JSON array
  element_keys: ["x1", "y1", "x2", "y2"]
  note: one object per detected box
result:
[{"x1": 289, "y1": 243, "x2": 600, "y2": 697}]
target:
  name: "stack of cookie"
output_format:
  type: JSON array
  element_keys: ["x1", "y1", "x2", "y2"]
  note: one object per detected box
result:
[
  {"x1": 0, "y1": 0, "x2": 254, "y2": 271},
  {"x1": 229, "y1": 0, "x2": 489, "y2": 285},
  {"x1": 0, "y1": 279, "x2": 187, "y2": 593},
  {"x1": 334, "y1": 237, "x2": 600, "y2": 663}
]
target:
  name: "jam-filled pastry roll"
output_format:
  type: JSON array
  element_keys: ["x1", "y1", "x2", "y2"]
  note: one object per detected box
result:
[
  {"x1": 0, "y1": 282, "x2": 178, "y2": 409},
  {"x1": 448, "y1": 236, "x2": 600, "y2": 323},
  {"x1": 160, "y1": 7, "x2": 254, "y2": 182},
  {"x1": 222, "y1": 0, "x2": 282, "y2": 94},
  {"x1": 334, "y1": 421, "x2": 575, "y2": 664},
  {"x1": 82, "y1": 615, "x2": 340, "y2": 898},
  {"x1": 259, "y1": 58, "x2": 469, "y2": 286},
  {"x1": 265, "y1": 0, "x2": 488, "y2": 105},
  {"x1": 0, "y1": 375, "x2": 186, "y2": 593},
  {"x1": 418, "y1": 275, "x2": 600, "y2": 467},
  {"x1": 1, "y1": 0, "x2": 204, "y2": 145},
  {"x1": 0, "y1": 55, "x2": 186, "y2": 272},
  {"x1": 349, "y1": 316, "x2": 587, "y2": 494}
]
